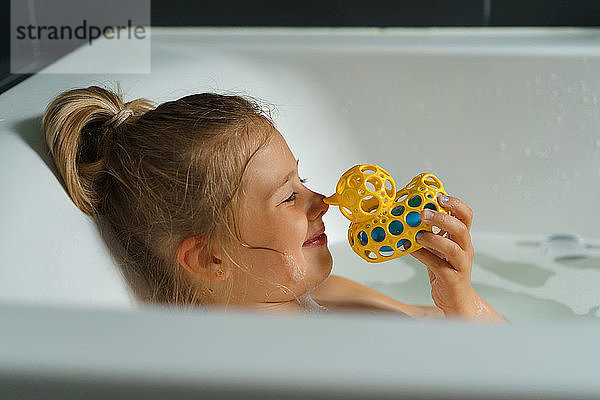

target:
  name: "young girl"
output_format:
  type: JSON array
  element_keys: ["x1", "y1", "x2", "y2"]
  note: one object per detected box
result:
[{"x1": 42, "y1": 85, "x2": 504, "y2": 322}]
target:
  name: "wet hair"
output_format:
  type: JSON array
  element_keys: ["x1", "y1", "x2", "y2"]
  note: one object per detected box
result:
[{"x1": 42, "y1": 84, "x2": 276, "y2": 305}]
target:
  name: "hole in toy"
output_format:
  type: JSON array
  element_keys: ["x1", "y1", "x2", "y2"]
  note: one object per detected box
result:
[
  {"x1": 389, "y1": 220, "x2": 404, "y2": 235},
  {"x1": 371, "y1": 227, "x2": 386, "y2": 242},
  {"x1": 408, "y1": 195, "x2": 422, "y2": 207},
  {"x1": 365, "y1": 250, "x2": 378, "y2": 260},
  {"x1": 406, "y1": 211, "x2": 421, "y2": 227},
  {"x1": 417, "y1": 230, "x2": 427, "y2": 240},
  {"x1": 391, "y1": 205, "x2": 405, "y2": 216},
  {"x1": 342, "y1": 207, "x2": 353, "y2": 217},
  {"x1": 360, "y1": 166, "x2": 376, "y2": 174},
  {"x1": 359, "y1": 189, "x2": 365, "y2": 195},
  {"x1": 424, "y1": 203, "x2": 437, "y2": 211},
  {"x1": 419, "y1": 188, "x2": 424, "y2": 191},
  {"x1": 366, "y1": 177, "x2": 382, "y2": 192},
  {"x1": 424, "y1": 177, "x2": 440, "y2": 189},
  {"x1": 379, "y1": 246, "x2": 395, "y2": 257},
  {"x1": 396, "y1": 193, "x2": 408, "y2": 203},
  {"x1": 360, "y1": 196, "x2": 379, "y2": 213},
  {"x1": 432, "y1": 226, "x2": 441, "y2": 234},
  {"x1": 358, "y1": 231, "x2": 368, "y2": 246},
  {"x1": 397, "y1": 239, "x2": 412, "y2": 251},
  {"x1": 384, "y1": 180, "x2": 393, "y2": 197},
  {"x1": 348, "y1": 174, "x2": 362, "y2": 188},
  {"x1": 427, "y1": 194, "x2": 433, "y2": 199}
]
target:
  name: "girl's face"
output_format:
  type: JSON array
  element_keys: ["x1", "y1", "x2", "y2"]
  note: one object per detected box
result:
[{"x1": 228, "y1": 128, "x2": 333, "y2": 304}]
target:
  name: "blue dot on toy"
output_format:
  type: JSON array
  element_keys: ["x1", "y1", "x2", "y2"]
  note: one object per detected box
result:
[
  {"x1": 371, "y1": 227, "x2": 386, "y2": 242},
  {"x1": 408, "y1": 195, "x2": 422, "y2": 207},
  {"x1": 391, "y1": 205, "x2": 404, "y2": 216},
  {"x1": 424, "y1": 202, "x2": 437, "y2": 211},
  {"x1": 379, "y1": 246, "x2": 395, "y2": 257},
  {"x1": 388, "y1": 220, "x2": 404, "y2": 235},
  {"x1": 358, "y1": 231, "x2": 368, "y2": 246},
  {"x1": 397, "y1": 239, "x2": 412, "y2": 251},
  {"x1": 406, "y1": 211, "x2": 421, "y2": 227}
]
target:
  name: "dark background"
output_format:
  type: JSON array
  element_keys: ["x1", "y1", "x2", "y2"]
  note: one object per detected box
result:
[{"x1": 2, "y1": 0, "x2": 600, "y2": 94}]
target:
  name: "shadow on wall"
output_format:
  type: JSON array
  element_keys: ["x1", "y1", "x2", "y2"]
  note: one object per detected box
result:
[{"x1": 12, "y1": 115, "x2": 153, "y2": 303}]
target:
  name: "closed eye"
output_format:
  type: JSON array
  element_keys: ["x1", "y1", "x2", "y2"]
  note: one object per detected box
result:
[{"x1": 283, "y1": 192, "x2": 298, "y2": 203}]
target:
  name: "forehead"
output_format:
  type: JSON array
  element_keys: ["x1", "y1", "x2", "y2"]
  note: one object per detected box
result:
[{"x1": 242, "y1": 129, "x2": 296, "y2": 198}]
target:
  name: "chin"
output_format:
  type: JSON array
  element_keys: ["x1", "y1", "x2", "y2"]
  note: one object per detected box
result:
[{"x1": 311, "y1": 247, "x2": 334, "y2": 282}]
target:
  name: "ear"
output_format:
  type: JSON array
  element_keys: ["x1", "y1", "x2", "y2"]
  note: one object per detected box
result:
[{"x1": 176, "y1": 236, "x2": 230, "y2": 282}]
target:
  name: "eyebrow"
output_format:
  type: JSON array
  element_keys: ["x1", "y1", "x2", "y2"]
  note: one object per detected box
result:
[{"x1": 269, "y1": 159, "x2": 299, "y2": 199}]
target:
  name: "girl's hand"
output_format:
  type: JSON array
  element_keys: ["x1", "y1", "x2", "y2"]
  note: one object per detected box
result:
[{"x1": 410, "y1": 194, "x2": 505, "y2": 322}]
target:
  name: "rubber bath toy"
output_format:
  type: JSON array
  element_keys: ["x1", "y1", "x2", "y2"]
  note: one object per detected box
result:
[{"x1": 325, "y1": 164, "x2": 449, "y2": 263}]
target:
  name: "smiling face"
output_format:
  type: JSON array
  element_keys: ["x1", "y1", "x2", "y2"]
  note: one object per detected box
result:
[{"x1": 223, "y1": 127, "x2": 333, "y2": 304}]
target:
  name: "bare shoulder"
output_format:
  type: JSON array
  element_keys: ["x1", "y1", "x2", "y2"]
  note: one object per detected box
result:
[{"x1": 310, "y1": 274, "x2": 444, "y2": 319}]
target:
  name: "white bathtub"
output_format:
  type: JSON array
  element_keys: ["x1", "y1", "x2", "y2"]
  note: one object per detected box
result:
[{"x1": 1, "y1": 27, "x2": 600, "y2": 398}]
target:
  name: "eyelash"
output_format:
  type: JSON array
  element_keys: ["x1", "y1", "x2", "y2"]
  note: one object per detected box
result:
[
  {"x1": 283, "y1": 178, "x2": 307, "y2": 203},
  {"x1": 284, "y1": 192, "x2": 298, "y2": 203}
]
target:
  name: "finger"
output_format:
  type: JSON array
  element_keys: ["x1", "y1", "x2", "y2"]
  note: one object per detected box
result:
[
  {"x1": 437, "y1": 194, "x2": 474, "y2": 231},
  {"x1": 416, "y1": 231, "x2": 466, "y2": 271},
  {"x1": 420, "y1": 208, "x2": 471, "y2": 250},
  {"x1": 424, "y1": 245, "x2": 446, "y2": 260},
  {"x1": 410, "y1": 248, "x2": 456, "y2": 277}
]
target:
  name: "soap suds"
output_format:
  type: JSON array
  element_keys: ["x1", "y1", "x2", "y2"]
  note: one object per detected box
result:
[{"x1": 296, "y1": 293, "x2": 329, "y2": 314}]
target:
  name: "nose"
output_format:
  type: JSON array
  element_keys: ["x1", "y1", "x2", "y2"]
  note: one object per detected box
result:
[{"x1": 308, "y1": 192, "x2": 329, "y2": 221}]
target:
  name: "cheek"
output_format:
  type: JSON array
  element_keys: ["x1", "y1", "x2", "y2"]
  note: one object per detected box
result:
[{"x1": 257, "y1": 208, "x2": 308, "y2": 252}]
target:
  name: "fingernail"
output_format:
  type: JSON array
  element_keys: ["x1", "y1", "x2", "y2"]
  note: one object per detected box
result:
[
  {"x1": 422, "y1": 209, "x2": 433, "y2": 221},
  {"x1": 438, "y1": 193, "x2": 449, "y2": 203}
]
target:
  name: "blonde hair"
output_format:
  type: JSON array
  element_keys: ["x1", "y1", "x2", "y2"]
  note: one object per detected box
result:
[{"x1": 42, "y1": 84, "x2": 275, "y2": 305}]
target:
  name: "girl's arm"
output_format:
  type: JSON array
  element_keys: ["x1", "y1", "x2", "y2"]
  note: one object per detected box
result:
[{"x1": 310, "y1": 274, "x2": 444, "y2": 319}]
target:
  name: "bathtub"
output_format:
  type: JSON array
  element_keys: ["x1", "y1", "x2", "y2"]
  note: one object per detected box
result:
[{"x1": 1, "y1": 27, "x2": 600, "y2": 398}]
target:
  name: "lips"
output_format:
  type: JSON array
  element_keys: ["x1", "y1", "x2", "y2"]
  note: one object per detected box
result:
[{"x1": 303, "y1": 227, "x2": 326, "y2": 247}]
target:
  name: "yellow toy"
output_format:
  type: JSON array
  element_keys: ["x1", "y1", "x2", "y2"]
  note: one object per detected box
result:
[{"x1": 324, "y1": 164, "x2": 449, "y2": 263}]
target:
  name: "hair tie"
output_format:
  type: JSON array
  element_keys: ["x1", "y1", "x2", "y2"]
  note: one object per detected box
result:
[{"x1": 104, "y1": 109, "x2": 134, "y2": 128}]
